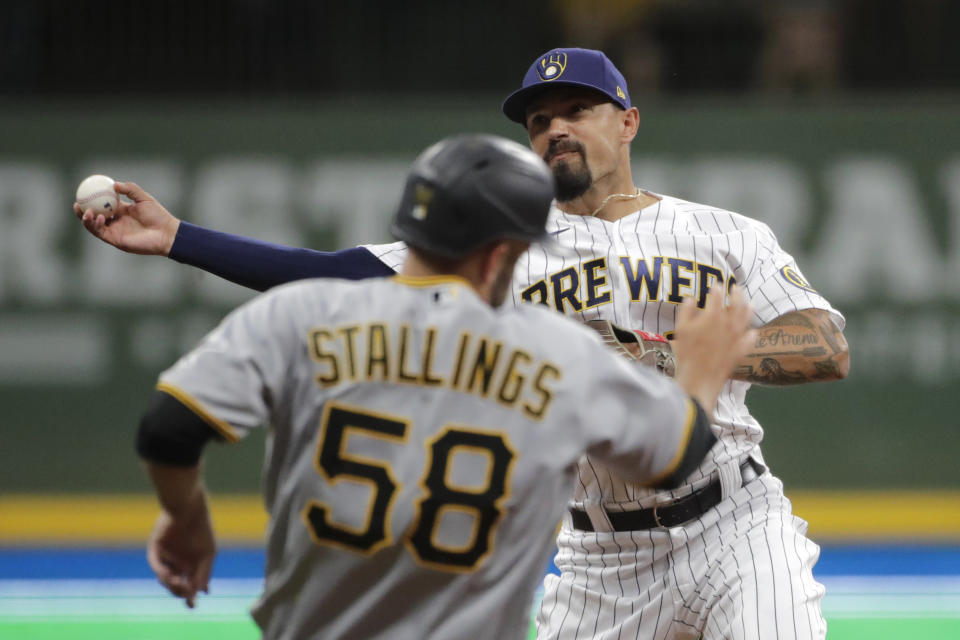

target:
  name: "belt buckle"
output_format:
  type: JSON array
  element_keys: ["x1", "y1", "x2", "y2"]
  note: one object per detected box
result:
[{"x1": 652, "y1": 503, "x2": 664, "y2": 528}]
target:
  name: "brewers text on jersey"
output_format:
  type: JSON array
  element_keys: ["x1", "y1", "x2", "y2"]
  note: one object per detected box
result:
[{"x1": 520, "y1": 254, "x2": 734, "y2": 313}]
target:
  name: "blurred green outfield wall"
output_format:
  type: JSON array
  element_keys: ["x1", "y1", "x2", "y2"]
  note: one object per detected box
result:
[{"x1": 1, "y1": 97, "x2": 958, "y2": 493}]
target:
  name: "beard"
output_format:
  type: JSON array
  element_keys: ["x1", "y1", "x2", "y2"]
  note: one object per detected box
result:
[
  {"x1": 553, "y1": 161, "x2": 592, "y2": 201},
  {"x1": 544, "y1": 139, "x2": 592, "y2": 202}
]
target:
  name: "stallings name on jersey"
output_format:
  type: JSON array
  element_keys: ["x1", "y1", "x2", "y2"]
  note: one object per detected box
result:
[
  {"x1": 520, "y1": 256, "x2": 737, "y2": 312},
  {"x1": 308, "y1": 324, "x2": 560, "y2": 420}
]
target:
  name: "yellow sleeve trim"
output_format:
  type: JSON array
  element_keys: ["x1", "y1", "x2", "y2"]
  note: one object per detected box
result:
[
  {"x1": 646, "y1": 398, "x2": 696, "y2": 486},
  {"x1": 156, "y1": 381, "x2": 241, "y2": 444},
  {"x1": 391, "y1": 274, "x2": 472, "y2": 288}
]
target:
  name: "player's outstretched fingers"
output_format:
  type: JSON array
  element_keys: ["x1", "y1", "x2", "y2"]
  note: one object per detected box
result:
[
  {"x1": 705, "y1": 284, "x2": 731, "y2": 318},
  {"x1": 676, "y1": 293, "x2": 698, "y2": 330},
  {"x1": 726, "y1": 284, "x2": 746, "y2": 312},
  {"x1": 715, "y1": 285, "x2": 755, "y2": 365},
  {"x1": 725, "y1": 286, "x2": 754, "y2": 335}
]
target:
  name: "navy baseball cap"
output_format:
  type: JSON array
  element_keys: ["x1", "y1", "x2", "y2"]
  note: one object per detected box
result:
[{"x1": 502, "y1": 48, "x2": 632, "y2": 124}]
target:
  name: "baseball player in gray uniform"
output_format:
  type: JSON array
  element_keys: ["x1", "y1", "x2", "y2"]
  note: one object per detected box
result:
[
  {"x1": 134, "y1": 134, "x2": 756, "y2": 640},
  {"x1": 78, "y1": 49, "x2": 850, "y2": 640}
]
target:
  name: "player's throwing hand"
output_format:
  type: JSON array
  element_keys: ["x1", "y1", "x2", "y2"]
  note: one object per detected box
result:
[{"x1": 74, "y1": 181, "x2": 181, "y2": 256}]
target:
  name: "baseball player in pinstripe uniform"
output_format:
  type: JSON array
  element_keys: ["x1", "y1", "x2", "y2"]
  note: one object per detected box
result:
[
  {"x1": 77, "y1": 49, "x2": 850, "y2": 640},
  {"x1": 133, "y1": 134, "x2": 756, "y2": 639},
  {"x1": 501, "y1": 48, "x2": 850, "y2": 640}
]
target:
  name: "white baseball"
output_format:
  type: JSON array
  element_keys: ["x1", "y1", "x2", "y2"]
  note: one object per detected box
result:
[{"x1": 76, "y1": 175, "x2": 119, "y2": 216}]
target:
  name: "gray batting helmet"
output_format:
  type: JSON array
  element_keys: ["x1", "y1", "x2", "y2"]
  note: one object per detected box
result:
[{"x1": 390, "y1": 134, "x2": 555, "y2": 258}]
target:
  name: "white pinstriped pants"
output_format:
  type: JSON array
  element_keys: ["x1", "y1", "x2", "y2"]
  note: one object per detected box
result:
[{"x1": 536, "y1": 474, "x2": 826, "y2": 640}]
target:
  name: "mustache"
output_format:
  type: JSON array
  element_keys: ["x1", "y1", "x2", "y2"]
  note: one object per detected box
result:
[{"x1": 544, "y1": 139, "x2": 585, "y2": 163}]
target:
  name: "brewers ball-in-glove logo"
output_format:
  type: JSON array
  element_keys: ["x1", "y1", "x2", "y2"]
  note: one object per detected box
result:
[
  {"x1": 780, "y1": 265, "x2": 817, "y2": 293},
  {"x1": 537, "y1": 52, "x2": 568, "y2": 81}
]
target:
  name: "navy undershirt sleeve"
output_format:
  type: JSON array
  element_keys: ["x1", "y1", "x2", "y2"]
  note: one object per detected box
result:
[{"x1": 169, "y1": 221, "x2": 395, "y2": 291}]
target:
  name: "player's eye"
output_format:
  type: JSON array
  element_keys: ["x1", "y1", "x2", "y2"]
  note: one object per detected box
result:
[{"x1": 527, "y1": 113, "x2": 549, "y2": 130}]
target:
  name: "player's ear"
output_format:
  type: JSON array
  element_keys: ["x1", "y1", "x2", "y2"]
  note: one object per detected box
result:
[{"x1": 620, "y1": 107, "x2": 640, "y2": 143}]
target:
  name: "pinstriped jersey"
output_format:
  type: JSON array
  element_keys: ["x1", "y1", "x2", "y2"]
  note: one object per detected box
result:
[
  {"x1": 157, "y1": 275, "x2": 698, "y2": 640},
  {"x1": 365, "y1": 193, "x2": 844, "y2": 511}
]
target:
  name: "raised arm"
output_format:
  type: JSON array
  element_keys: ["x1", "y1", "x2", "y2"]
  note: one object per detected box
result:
[
  {"x1": 169, "y1": 223, "x2": 394, "y2": 291},
  {"x1": 76, "y1": 181, "x2": 394, "y2": 291},
  {"x1": 732, "y1": 308, "x2": 850, "y2": 385}
]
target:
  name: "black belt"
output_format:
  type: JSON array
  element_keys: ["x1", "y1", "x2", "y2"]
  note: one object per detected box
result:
[{"x1": 569, "y1": 458, "x2": 764, "y2": 532}]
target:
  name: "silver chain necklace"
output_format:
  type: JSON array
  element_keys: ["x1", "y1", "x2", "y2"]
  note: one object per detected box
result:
[{"x1": 589, "y1": 188, "x2": 642, "y2": 217}]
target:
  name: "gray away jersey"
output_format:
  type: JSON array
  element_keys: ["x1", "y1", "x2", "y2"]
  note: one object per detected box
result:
[
  {"x1": 158, "y1": 274, "x2": 697, "y2": 640},
  {"x1": 366, "y1": 193, "x2": 845, "y2": 511}
]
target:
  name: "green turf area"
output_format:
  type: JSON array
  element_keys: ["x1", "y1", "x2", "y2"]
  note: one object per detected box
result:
[
  {"x1": 826, "y1": 618, "x2": 960, "y2": 639},
  {"x1": 0, "y1": 620, "x2": 261, "y2": 640},
  {"x1": 2, "y1": 617, "x2": 958, "y2": 639}
]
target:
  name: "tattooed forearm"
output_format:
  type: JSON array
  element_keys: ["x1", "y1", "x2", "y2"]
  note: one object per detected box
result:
[
  {"x1": 753, "y1": 347, "x2": 828, "y2": 358},
  {"x1": 754, "y1": 328, "x2": 819, "y2": 349},
  {"x1": 813, "y1": 359, "x2": 843, "y2": 379},
  {"x1": 737, "y1": 358, "x2": 808, "y2": 385},
  {"x1": 731, "y1": 309, "x2": 850, "y2": 386}
]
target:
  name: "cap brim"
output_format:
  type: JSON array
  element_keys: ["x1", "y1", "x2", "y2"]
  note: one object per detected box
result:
[{"x1": 502, "y1": 81, "x2": 622, "y2": 124}]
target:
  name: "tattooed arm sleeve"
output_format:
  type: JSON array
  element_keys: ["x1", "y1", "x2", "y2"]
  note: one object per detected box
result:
[{"x1": 731, "y1": 308, "x2": 850, "y2": 386}]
